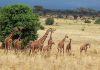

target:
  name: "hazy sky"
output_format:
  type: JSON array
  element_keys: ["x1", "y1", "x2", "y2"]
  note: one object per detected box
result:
[{"x1": 1, "y1": 0, "x2": 100, "y2": 10}]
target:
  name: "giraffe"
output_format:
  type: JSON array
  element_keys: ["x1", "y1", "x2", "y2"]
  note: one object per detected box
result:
[
  {"x1": 43, "y1": 30, "x2": 55, "y2": 52},
  {"x1": 4, "y1": 32, "x2": 14, "y2": 53},
  {"x1": 43, "y1": 41, "x2": 55, "y2": 53},
  {"x1": 66, "y1": 38, "x2": 72, "y2": 53},
  {"x1": 47, "y1": 29, "x2": 54, "y2": 48},
  {"x1": 14, "y1": 37, "x2": 21, "y2": 53},
  {"x1": 58, "y1": 34, "x2": 68, "y2": 54},
  {"x1": 80, "y1": 43, "x2": 91, "y2": 54},
  {"x1": 29, "y1": 28, "x2": 55, "y2": 54}
]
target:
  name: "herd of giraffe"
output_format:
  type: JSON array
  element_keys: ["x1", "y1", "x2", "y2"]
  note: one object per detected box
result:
[{"x1": 2, "y1": 28, "x2": 91, "y2": 55}]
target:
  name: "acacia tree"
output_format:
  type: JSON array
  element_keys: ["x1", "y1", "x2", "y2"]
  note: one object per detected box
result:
[
  {"x1": 0, "y1": 4, "x2": 40, "y2": 45},
  {"x1": 34, "y1": 5, "x2": 44, "y2": 12}
]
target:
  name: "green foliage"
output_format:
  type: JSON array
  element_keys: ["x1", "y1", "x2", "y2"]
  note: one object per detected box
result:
[
  {"x1": 45, "y1": 17, "x2": 54, "y2": 25},
  {"x1": 95, "y1": 18, "x2": 100, "y2": 24},
  {"x1": 0, "y1": 4, "x2": 40, "y2": 45}
]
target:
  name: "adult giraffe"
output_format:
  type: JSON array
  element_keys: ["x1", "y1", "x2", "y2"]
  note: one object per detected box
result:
[
  {"x1": 43, "y1": 30, "x2": 55, "y2": 52},
  {"x1": 58, "y1": 34, "x2": 68, "y2": 54},
  {"x1": 4, "y1": 32, "x2": 14, "y2": 53},
  {"x1": 29, "y1": 28, "x2": 55, "y2": 54},
  {"x1": 48, "y1": 29, "x2": 53, "y2": 46}
]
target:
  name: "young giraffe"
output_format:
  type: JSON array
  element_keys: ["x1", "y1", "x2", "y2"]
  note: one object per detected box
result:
[
  {"x1": 66, "y1": 38, "x2": 72, "y2": 53},
  {"x1": 58, "y1": 34, "x2": 68, "y2": 54},
  {"x1": 4, "y1": 32, "x2": 14, "y2": 53},
  {"x1": 29, "y1": 28, "x2": 55, "y2": 54},
  {"x1": 14, "y1": 37, "x2": 21, "y2": 53},
  {"x1": 43, "y1": 41, "x2": 55, "y2": 53},
  {"x1": 80, "y1": 43, "x2": 90, "y2": 54}
]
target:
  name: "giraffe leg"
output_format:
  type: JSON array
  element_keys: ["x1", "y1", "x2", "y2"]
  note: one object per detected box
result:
[
  {"x1": 80, "y1": 48, "x2": 83, "y2": 54},
  {"x1": 15, "y1": 48, "x2": 17, "y2": 54},
  {"x1": 60, "y1": 48, "x2": 62, "y2": 53},
  {"x1": 17, "y1": 48, "x2": 19, "y2": 54},
  {"x1": 4, "y1": 44, "x2": 7, "y2": 53},
  {"x1": 7, "y1": 46, "x2": 8, "y2": 54},
  {"x1": 57, "y1": 48, "x2": 59, "y2": 53},
  {"x1": 80, "y1": 50, "x2": 82, "y2": 54},
  {"x1": 85, "y1": 49, "x2": 87, "y2": 54},
  {"x1": 63, "y1": 47, "x2": 64, "y2": 54},
  {"x1": 29, "y1": 49, "x2": 32, "y2": 55}
]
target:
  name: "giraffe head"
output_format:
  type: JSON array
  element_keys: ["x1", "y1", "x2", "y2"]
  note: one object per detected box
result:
[
  {"x1": 8, "y1": 32, "x2": 14, "y2": 38},
  {"x1": 69, "y1": 38, "x2": 72, "y2": 41},
  {"x1": 48, "y1": 28, "x2": 56, "y2": 34},
  {"x1": 44, "y1": 28, "x2": 54, "y2": 36},
  {"x1": 52, "y1": 28, "x2": 56, "y2": 33},
  {"x1": 52, "y1": 41, "x2": 55, "y2": 45},
  {"x1": 86, "y1": 43, "x2": 91, "y2": 48},
  {"x1": 26, "y1": 40, "x2": 33, "y2": 48}
]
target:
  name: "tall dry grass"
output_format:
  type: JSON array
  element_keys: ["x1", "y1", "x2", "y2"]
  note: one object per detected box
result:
[{"x1": 0, "y1": 18, "x2": 100, "y2": 70}]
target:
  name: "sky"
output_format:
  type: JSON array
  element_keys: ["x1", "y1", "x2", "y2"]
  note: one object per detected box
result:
[{"x1": 0, "y1": 0, "x2": 100, "y2": 10}]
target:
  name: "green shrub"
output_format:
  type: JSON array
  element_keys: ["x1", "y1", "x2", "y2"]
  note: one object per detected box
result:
[
  {"x1": 95, "y1": 18, "x2": 100, "y2": 24},
  {"x1": 81, "y1": 28, "x2": 85, "y2": 31},
  {"x1": 45, "y1": 17, "x2": 54, "y2": 25},
  {"x1": 40, "y1": 25, "x2": 45, "y2": 30},
  {"x1": 0, "y1": 4, "x2": 40, "y2": 45}
]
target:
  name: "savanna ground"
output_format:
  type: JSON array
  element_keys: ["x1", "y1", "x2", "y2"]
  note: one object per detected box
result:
[{"x1": 0, "y1": 18, "x2": 100, "y2": 70}]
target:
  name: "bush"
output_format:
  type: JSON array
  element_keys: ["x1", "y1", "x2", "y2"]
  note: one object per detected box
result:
[
  {"x1": 84, "y1": 20, "x2": 91, "y2": 23},
  {"x1": 95, "y1": 18, "x2": 100, "y2": 24},
  {"x1": 45, "y1": 17, "x2": 54, "y2": 25},
  {"x1": 81, "y1": 28, "x2": 85, "y2": 31},
  {"x1": 0, "y1": 4, "x2": 40, "y2": 45},
  {"x1": 40, "y1": 25, "x2": 45, "y2": 30}
]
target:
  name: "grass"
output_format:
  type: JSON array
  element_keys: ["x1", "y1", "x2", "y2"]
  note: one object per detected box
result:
[{"x1": 0, "y1": 18, "x2": 100, "y2": 70}]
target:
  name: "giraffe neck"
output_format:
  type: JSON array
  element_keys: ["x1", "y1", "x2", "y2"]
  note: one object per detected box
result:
[
  {"x1": 62, "y1": 37, "x2": 66, "y2": 42},
  {"x1": 49, "y1": 32, "x2": 52, "y2": 40},
  {"x1": 7, "y1": 33, "x2": 13, "y2": 39},
  {"x1": 48, "y1": 32, "x2": 53, "y2": 45},
  {"x1": 69, "y1": 39, "x2": 71, "y2": 45},
  {"x1": 39, "y1": 29, "x2": 50, "y2": 44}
]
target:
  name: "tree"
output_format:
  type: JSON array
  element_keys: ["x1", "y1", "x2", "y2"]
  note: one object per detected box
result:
[
  {"x1": 34, "y1": 5, "x2": 44, "y2": 16},
  {"x1": 34, "y1": 5, "x2": 44, "y2": 12},
  {"x1": 0, "y1": 4, "x2": 40, "y2": 45},
  {"x1": 75, "y1": 7, "x2": 96, "y2": 15}
]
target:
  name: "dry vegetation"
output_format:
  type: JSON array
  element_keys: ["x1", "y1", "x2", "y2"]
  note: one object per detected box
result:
[{"x1": 0, "y1": 18, "x2": 100, "y2": 70}]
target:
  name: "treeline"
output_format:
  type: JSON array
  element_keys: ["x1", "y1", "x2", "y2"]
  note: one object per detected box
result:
[
  {"x1": 33, "y1": 5, "x2": 100, "y2": 17},
  {"x1": 0, "y1": 5, "x2": 100, "y2": 17}
]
